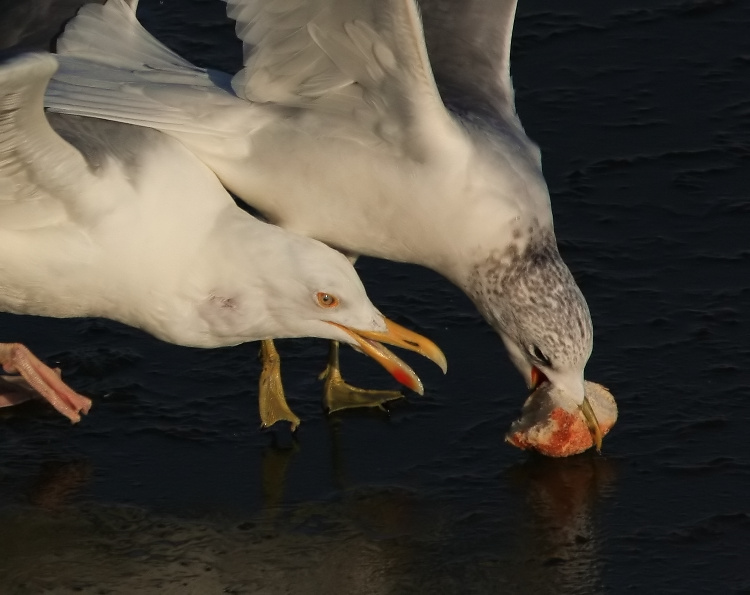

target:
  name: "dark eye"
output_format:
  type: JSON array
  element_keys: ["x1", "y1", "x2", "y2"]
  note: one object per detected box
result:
[
  {"x1": 531, "y1": 345, "x2": 551, "y2": 367},
  {"x1": 316, "y1": 292, "x2": 339, "y2": 308}
]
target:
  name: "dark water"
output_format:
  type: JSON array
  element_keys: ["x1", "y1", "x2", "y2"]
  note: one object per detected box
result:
[{"x1": 1, "y1": 1, "x2": 749, "y2": 593}]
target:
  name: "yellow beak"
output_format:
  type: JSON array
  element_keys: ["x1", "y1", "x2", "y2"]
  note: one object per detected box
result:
[
  {"x1": 580, "y1": 396, "x2": 603, "y2": 453},
  {"x1": 327, "y1": 318, "x2": 447, "y2": 394}
]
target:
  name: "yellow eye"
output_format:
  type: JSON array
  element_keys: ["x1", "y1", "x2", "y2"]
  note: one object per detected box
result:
[{"x1": 316, "y1": 292, "x2": 339, "y2": 308}]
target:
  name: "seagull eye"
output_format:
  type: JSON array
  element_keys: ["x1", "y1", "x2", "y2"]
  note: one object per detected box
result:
[
  {"x1": 316, "y1": 292, "x2": 339, "y2": 308},
  {"x1": 530, "y1": 345, "x2": 551, "y2": 367}
]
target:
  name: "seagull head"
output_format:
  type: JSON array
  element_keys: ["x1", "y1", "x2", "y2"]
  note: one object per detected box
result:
[
  {"x1": 284, "y1": 237, "x2": 447, "y2": 394},
  {"x1": 437, "y1": 118, "x2": 601, "y2": 448},
  {"x1": 464, "y1": 230, "x2": 600, "y2": 448},
  {"x1": 198, "y1": 226, "x2": 446, "y2": 394}
]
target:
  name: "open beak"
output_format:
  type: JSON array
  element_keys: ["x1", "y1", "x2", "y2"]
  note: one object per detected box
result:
[
  {"x1": 530, "y1": 366, "x2": 544, "y2": 390},
  {"x1": 327, "y1": 318, "x2": 447, "y2": 395},
  {"x1": 530, "y1": 366, "x2": 603, "y2": 453}
]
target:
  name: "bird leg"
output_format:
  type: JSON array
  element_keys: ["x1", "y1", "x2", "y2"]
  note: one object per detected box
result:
[
  {"x1": 0, "y1": 374, "x2": 40, "y2": 407},
  {"x1": 258, "y1": 339, "x2": 301, "y2": 431},
  {"x1": 320, "y1": 341, "x2": 404, "y2": 413},
  {"x1": 0, "y1": 343, "x2": 91, "y2": 423}
]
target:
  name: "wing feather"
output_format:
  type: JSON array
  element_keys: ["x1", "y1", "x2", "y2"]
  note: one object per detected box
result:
[
  {"x1": 417, "y1": 0, "x2": 519, "y2": 117},
  {"x1": 48, "y1": 0, "x2": 464, "y2": 160},
  {"x1": 47, "y1": 0, "x2": 258, "y2": 154},
  {"x1": 0, "y1": 53, "x2": 94, "y2": 230},
  {"x1": 227, "y1": 0, "x2": 459, "y2": 155}
]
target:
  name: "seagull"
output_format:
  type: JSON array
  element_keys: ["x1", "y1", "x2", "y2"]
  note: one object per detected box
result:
[
  {"x1": 45, "y1": 0, "x2": 602, "y2": 448},
  {"x1": 0, "y1": 51, "x2": 446, "y2": 429}
]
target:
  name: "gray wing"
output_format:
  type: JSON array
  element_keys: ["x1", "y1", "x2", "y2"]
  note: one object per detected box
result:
[
  {"x1": 0, "y1": 52, "x2": 95, "y2": 230},
  {"x1": 225, "y1": 0, "x2": 459, "y2": 156},
  {"x1": 417, "y1": 0, "x2": 518, "y2": 118}
]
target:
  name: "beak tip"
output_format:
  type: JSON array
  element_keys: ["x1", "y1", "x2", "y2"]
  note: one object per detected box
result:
[
  {"x1": 345, "y1": 318, "x2": 444, "y2": 392},
  {"x1": 423, "y1": 346, "x2": 447, "y2": 374},
  {"x1": 580, "y1": 396, "x2": 604, "y2": 453},
  {"x1": 408, "y1": 377, "x2": 425, "y2": 396}
]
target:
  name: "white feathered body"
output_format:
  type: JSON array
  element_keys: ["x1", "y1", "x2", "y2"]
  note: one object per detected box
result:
[
  {"x1": 1, "y1": 53, "x2": 388, "y2": 350},
  {"x1": 2, "y1": 123, "x2": 276, "y2": 345},
  {"x1": 197, "y1": 108, "x2": 550, "y2": 282},
  {"x1": 42, "y1": 0, "x2": 594, "y2": 408},
  {"x1": 46, "y1": 0, "x2": 552, "y2": 287}
]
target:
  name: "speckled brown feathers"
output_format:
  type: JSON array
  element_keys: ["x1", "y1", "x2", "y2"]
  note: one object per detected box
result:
[{"x1": 466, "y1": 228, "x2": 592, "y2": 369}]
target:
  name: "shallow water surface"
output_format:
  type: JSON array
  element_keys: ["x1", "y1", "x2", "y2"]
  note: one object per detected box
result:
[{"x1": 1, "y1": 1, "x2": 749, "y2": 593}]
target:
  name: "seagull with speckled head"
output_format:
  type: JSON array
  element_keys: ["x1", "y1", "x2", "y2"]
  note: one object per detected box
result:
[{"x1": 45, "y1": 0, "x2": 602, "y2": 448}]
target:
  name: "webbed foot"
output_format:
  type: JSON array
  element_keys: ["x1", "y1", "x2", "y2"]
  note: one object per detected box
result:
[
  {"x1": 320, "y1": 341, "x2": 404, "y2": 413},
  {"x1": 258, "y1": 339, "x2": 301, "y2": 431},
  {"x1": 0, "y1": 343, "x2": 91, "y2": 423}
]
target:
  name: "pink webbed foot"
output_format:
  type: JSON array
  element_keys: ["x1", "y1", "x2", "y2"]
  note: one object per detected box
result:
[{"x1": 0, "y1": 343, "x2": 91, "y2": 423}]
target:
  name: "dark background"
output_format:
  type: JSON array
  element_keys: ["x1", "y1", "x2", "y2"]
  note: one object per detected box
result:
[{"x1": 1, "y1": 1, "x2": 748, "y2": 592}]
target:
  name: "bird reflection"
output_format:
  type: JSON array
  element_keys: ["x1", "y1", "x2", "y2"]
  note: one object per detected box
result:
[
  {"x1": 505, "y1": 454, "x2": 619, "y2": 593},
  {"x1": 260, "y1": 435, "x2": 299, "y2": 513},
  {"x1": 27, "y1": 459, "x2": 92, "y2": 510},
  {"x1": 326, "y1": 417, "x2": 349, "y2": 491}
]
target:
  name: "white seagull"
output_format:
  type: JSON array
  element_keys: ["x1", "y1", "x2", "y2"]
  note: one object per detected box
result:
[
  {"x1": 45, "y1": 0, "x2": 601, "y2": 447},
  {"x1": 0, "y1": 51, "x2": 446, "y2": 428}
]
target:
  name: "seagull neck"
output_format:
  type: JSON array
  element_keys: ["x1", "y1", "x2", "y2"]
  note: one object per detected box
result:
[{"x1": 431, "y1": 209, "x2": 548, "y2": 304}]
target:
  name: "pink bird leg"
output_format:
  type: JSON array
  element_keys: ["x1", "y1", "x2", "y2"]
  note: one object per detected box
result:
[{"x1": 0, "y1": 343, "x2": 91, "y2": 423}]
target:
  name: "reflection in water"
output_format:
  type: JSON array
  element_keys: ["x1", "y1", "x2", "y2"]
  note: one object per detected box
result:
[
  {"x1": 27, "y1": 459, "x2": 91, "y2": 510},
  {"x1": 506, "y1": 455, "x2": 619, "y2": 594},
  {"x1": 326, "y1": 416, "x2": 348, "y2": 490},
  {"x1": 255, "y1": 426, "x2": 621, "y2": 594},
  {"x1": 0, "y1": 433, "x2": 621, "y2": 593},
  {"x1": 260, "y1": 435, "x2": 299, "y2": 512}
]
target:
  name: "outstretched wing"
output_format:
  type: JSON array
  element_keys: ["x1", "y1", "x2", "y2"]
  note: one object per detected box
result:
[
  {"x1": 417, "y1": 0, "x2": 519, "y2": 119},
  {"x1": 47, "y1": 0, "x2": 268, "y2": 157},
  {"x1": 49, "y1": 0, "x2": 463, "y2": 161},
  {"x1": 226, "y1": 0, "x2": 459, "y2": 155},
  {"x1": 0, "y1": 52, "x2": 95, "y2": 230}
]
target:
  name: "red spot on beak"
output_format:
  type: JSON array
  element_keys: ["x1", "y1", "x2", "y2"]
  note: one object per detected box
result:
[
  {"x1": 530, "y1": 366, "x2": 546, "y2": 389},
  {"x1": 392, "y1": 368, "x2": 415, "y2": 390}
]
